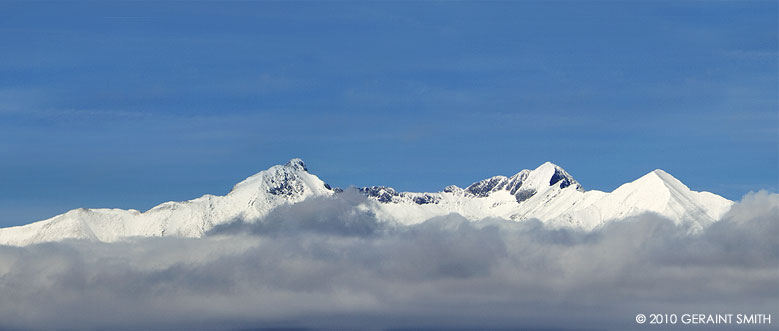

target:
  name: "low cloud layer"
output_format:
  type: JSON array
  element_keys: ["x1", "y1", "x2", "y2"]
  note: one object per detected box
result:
[{"x1": 0, "y1": 191, "x2": 777, "y2": 329}]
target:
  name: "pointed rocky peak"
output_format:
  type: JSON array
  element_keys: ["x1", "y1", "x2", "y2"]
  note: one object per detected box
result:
[
  {"x1": 285, "y1": 158, "x2": 308, "y2": 172},
  {"x1": 227, "y1": 158, "x2": 330, "y2": 199},
  {"x1": 443, "y1": 185, "x2": 463, "y2": 193},
  {"x1": 536, "y1": 161, "x2": 558, "y2": 169},
  {"x1": 463, "y1": 162, "x2": 581, "y2": 202},
  {"x1": 522, "y1": 162, "x2": 581, "y2": 191},
  {"x1": 465, "y1": 162, "x2": 582, "y2": 202}
]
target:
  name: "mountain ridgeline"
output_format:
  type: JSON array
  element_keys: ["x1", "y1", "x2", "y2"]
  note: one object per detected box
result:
[{"x1": 0, "y1": 159, "x2": 733, "y2": 246}]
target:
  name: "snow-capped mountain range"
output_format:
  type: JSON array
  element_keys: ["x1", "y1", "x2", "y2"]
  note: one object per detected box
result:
[{"x1": 0, "y1": 159, "x2": 733, "y2": 246}]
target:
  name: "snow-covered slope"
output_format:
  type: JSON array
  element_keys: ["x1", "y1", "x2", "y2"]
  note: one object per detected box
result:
[
  {"x1": 358, "y1": 162, "x2": 733, "y2": 231},
  {"x1": 0, "y1": 159, "x2": 734, "y2": 246},
  {"x1": 0, "y1": 159, "x2": 334, "y2": 246},
  {"x1": 359, "y1": 162, "x2": 584, "y2": 223},
  {"x1": 551, "y1": 169, "x2": 733, "y2": 230}
]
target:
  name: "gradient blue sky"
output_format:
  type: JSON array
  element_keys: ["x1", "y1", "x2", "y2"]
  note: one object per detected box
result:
[{"x1": 1, "y1": 1, "x2": 777, "y2": 227}]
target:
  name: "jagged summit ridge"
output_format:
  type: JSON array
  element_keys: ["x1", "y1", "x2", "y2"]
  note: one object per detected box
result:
[
  {"x1": 355, "y1": 161, "x2": 731, "y2": 229},
  {"x1": 230, "y1": 158, "x2": 316, "y2": 194},
  {"x1": 0, "y1": 159, "x2": 734, "y2": 246},
  {"x1": 464, "y1": 162, "x2": 581, "y2": 202},
  {"x1": 285, "y1": 158, "x2": 308, "y2": 172},
  {"x1": 358, "y1": 162, "x2": 580, "y2": 205}
]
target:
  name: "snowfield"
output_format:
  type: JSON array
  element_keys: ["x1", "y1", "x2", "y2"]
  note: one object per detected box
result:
[{"x1": 0, "y1": 159, "x2": 733, "y2": 246}]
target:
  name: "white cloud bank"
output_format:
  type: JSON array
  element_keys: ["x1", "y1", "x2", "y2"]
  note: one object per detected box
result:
[{"x1": 0, "y1": 191, "x2": 777, "y2": 329}]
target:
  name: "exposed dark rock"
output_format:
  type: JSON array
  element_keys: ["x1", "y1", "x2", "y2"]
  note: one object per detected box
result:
[
  {"x1": 359, "y1": 186, "x2": 400, "y2": 203},
  {"x1": 548, "y1": 168, "x2": 582, "y2": 190},
  {"x1": 285, "y1": 158, "x2": 308, "y2": 172},
  {"x1": 465, "y1": 176, "x2": 508, "y2": 197},
  {"x1": 514, "y1": 189, "x2": 537, "y2": 203},
  {"x1": 412, "y1": 194, "x2": 440, "y2": 205},
  {"x1": 267, "y1": 174, "x2": 304, "y2": 197}
]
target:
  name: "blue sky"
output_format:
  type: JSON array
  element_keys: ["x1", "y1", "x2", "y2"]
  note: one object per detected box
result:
[{"x1": 0, "y1": 1, "x2": 776, "y2": 227}]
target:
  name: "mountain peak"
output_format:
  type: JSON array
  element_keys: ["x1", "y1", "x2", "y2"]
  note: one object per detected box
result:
[
  {"x1": 285, "y1": 158, "x2": 308, "y2": 172},
  {"x1": 536, "y1": 161, "x2": 560, "y2": 170},
  {"x1": 530, "y1": 161, "x2": 581, "y2": 191},
  {"x1": 0, "y1": 159, "x2": 735, "y2": 246},
  {"x1": 636, "y1": 168, "x2": 687, "y2": 191},
  {"x1": 228, "y1": 158, "x2": 323, "y2": 197},
  {"x1": 650, "y1": 168, "x2": 675, "y2": 180},
  {"x1": 463, "y1": 161, "x2": 582, "y2": 201},
  {"x1": 602, "y1": 168, "x2": 700, "y2": 216}
]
